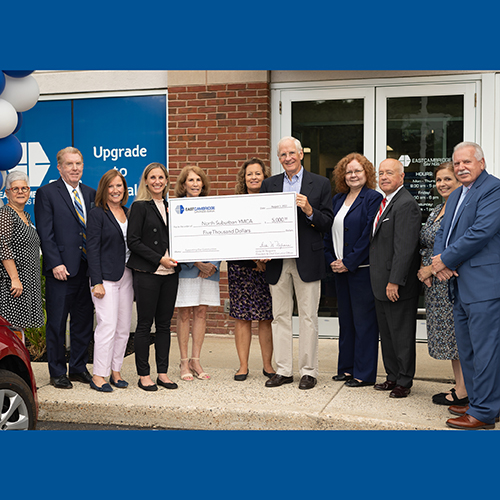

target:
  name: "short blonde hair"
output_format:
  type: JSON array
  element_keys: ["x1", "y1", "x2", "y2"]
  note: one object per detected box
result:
[{"x1": 57, "y1": 147, "x2": 83, "y2": 165}]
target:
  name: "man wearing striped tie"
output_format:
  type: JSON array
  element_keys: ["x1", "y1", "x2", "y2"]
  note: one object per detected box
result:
[
  {"x1": 35, "y1": 147, "x2": 96, "y2": 389},
  {"x1": 369, "y1": 158, "x2": 421, "y2": 399}
]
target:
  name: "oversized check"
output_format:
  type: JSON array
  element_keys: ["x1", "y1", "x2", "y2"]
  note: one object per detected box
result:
[{"x1": 168, "y1": 192, "x2": 298, "y2": 262}]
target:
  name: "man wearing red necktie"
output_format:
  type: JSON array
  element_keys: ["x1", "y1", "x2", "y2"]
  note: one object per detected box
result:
[{"x1": 369, "y1": 158, "x2": 421, "y2": 398}]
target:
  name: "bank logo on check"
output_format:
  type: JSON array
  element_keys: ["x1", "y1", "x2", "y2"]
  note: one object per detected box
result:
[{"x1": 175, "y1": 205, "x2": 185, "y2": 215}]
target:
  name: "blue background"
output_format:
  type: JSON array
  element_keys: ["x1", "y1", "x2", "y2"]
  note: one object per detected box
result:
[
  {"x1": 2, "y1": 0, "x2": 498, "y2": 497},
  {"x1": 2, "y1": 95, "x2": 166, "y2": 219}
]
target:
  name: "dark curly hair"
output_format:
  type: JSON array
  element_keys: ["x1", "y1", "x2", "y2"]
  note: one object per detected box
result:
[
  {"x1": 235, "y1": 158, "x2": 271, "y2": 194},
  {"x1": 333, "y1": 153, "x2": 377, "y2": 193}
]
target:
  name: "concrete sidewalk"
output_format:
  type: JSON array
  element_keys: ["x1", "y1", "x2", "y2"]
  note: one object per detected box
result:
[{"x1": 32, "y1": 335, "x2": 487, "y2": 430}]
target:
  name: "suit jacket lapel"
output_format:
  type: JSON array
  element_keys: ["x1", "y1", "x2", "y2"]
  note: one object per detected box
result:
[
  {"x1": 105, "y1": 205, "x2": 125, "y2": 239},
  {"x1": 81, "y1": 185, "x2": 93, "y2": 217},
  {"x1": 449, "y1": 170, "x2": 487, "y2": 235},
  {"x1": 373, "y1": 188, "x2": 402, "y2": 237},
  {"x1": 149, "y1": 199, "x2": 167, "y2": 224},
  {"x1": 300, "y1": 170, "x2": 314, "y2": 198},
  {"x1": 57, "y1": 177, "x2": 80, "y2": 223},
  {"x1": 345, "y1": 187, "x2": 365, "y2": 216}
]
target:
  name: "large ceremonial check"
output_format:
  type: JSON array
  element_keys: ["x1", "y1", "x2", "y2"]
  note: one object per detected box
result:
[{"x1": 168, "y1": 192, "x2": 299, "y2": 262}]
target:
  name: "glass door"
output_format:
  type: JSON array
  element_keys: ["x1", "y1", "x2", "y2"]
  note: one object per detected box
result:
[
  {"x1": 275, "y1": 87, "x2": 375, "y2": 337},
  {"x1": 375, "y1": 83, "x2": 477, "y2": 340},
  {"x1": 275, "y1": 87, "x2": 375, "y2": 176},
  {"x1": 375, "y1": 83, "x2": 477, "y2": 223},
  {"x1": 275, "y1": 80, "x2": 478, "y2": 339}
]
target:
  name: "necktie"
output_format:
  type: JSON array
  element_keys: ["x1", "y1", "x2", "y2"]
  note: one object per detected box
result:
[
  {"x1": 73, "y1": 189, "x2": 87, "y2": 260},
  {"x1": 375, "y1": 197, "x2": 387, "y2": 228}
]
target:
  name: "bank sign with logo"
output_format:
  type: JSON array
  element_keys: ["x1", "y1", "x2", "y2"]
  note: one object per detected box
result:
[{"x1": 1, "y1": 95, "x2": 167, "y2": 221}]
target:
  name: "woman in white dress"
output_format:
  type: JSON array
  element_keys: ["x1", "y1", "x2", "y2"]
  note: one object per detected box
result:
[{"x1": 174, "y1": 166, "x2": 220, "y2": 381}]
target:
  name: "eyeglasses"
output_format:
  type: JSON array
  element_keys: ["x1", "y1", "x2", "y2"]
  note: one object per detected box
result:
[
  {"x1": 8, "y1": 186, "x2": 30, "y2": 194},
  {"x1": 345, "y1": 169, "x2": 364, "y2": 177}
]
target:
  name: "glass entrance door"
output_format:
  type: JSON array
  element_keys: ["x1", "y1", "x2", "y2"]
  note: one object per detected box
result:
[
  {"x1": 375, "y1": 83, "x2": 477, "y2": 223},
  {"x1": 275, "y1": 80, "x2": 478, "y2": 339}
]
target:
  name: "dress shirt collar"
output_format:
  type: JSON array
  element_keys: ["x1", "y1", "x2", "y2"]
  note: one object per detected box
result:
[{"x1": 283, "y1": 166, "x2": 304, "y2": 193}]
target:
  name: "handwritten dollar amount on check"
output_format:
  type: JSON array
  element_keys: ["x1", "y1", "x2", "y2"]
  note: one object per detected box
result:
[{"x1": 168, "y1": 192, "x2": 299, "y2": 262}]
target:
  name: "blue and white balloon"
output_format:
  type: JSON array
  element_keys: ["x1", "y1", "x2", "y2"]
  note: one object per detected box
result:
[
  {"x1": 0, "y1": 98, "x2": 19, "y2": 139},
  {"x1": 1, "y1": 74, "x2": 40, "y2": 112},
  {"x1": 0, "y1": 134, "x2": 23, "y2": 171},
  {"x1": 3, "y1": 70, "x2": 34, "y2": 78}
]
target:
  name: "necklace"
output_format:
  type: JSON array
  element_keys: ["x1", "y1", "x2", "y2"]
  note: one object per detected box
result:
[{"x1": 7, "y1": 203, "x2": 25, "y2": 214}]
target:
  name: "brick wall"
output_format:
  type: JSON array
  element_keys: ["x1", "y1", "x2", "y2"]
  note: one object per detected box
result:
[{"x1": 167, "y1": 81, "x2": 271, "y2": 337}]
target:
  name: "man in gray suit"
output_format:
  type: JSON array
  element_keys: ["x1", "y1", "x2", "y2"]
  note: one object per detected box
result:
[{"x1": 369, "y1": 158, "x2": 421, "y2": 398}]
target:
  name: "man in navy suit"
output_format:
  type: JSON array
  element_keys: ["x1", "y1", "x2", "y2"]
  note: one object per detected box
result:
[
  {"x1": 35, "y1": 147, "x2": 96, "y2": 389},
  {"x1": 433, "y1": 142, "x2": 500, "y2": 429},
  {"x1": 260, "y1": 136, "x2": 333, "y2": 390}
]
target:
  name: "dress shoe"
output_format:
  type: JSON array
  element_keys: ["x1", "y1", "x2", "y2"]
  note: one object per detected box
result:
[
  {"x1": 69, "y1": 370, "x2": 92, "y2": 384},
  {"x1": 263, "y1": 369, "x2": 276, "y2": 379},
  {"x1": 374, "y1": 380, "x2": 397, "y2": 391},
  {"x1": 448, "y1": 404, "x2": 468, "y2": 416},
  {"x1": 449, "y1": 405, "x2": 500, "y2": 422},
  {"x1": 389, "y1": 385, "x2": 411, "y2": 398},
  {"x1": 138, "y1": 379, "x2": 158, "y2": 392},
  {"x1": 156, "y1": 378, "x2": 178, "y2": 390},
  {"x1": 50, "y1": 374, "x2": 73, "y2": 389},
  {"x1": 432, "y1": 391, "x2": 468, "y2": 406},
  {"x1": 265, "y1": 374, "x2": 293, "y2": 387},
  {"x1": 90, "y1": 380, "x2": 113, "y2": 392},
  {"x1": 332, "y1": 373, "x2": 353, "y2": 382},
  {"x1": 299, "y1": 375, "x2": 317, "y2": 390},
  {"x1": 109, "y1": 375, "x2": 129, "y2": 388},
  {"x1": 234, "y1": 371, "x2": 249, "y2": 381},
  {"x1": 344, "y1": 379, "x2": 375, "y2": 388},
  {"x1": 446, "y1": 413, "x2": 495, "y2": 430}
]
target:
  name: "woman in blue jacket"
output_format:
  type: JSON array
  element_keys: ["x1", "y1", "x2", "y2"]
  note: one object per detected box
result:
[
  {"x1": 174, "y1": 166, "x2": 220, "y2": 381},
  {"x1": 324, "y1": 153, "x2": 382, "y2": 387},
  {"x1": 87, "y1": 170, "x2": 133, "y2": 392}
]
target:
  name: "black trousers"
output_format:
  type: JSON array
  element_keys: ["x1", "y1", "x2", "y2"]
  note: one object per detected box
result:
[
  {"x1": 374, "y1": 295, "x2": 418, "y2": 388},
  {"x1": 133, "y1": 271, "x2": 179, "y2": 376},
  {"x1": 44, "y1": 261, "x2": 94, "y2": 377}
]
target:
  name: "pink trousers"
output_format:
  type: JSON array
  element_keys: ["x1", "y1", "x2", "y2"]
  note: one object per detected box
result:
[{"x1": 91, "y1": 268, "x2": 134, "y2": 377}]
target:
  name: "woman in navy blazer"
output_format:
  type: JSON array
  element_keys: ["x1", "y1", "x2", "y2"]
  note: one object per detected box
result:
[
  {"x1": 324, "y1": 153, "x2": 382, "y2": 387},
  {"x1": 87, "y1": 170, "x2": 134, "y2": 392}
]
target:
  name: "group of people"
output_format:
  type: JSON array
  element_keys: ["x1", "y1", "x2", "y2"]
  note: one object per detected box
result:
[
  {"x1": 1, "y1": 137, "x2": 500, "y2": 429},
  {"x1": 325, "y1": 141, "x2": 500, "y2": 430}
]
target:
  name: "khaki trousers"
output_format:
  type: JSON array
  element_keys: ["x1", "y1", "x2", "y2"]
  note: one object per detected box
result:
[{"x1": 269, "y1": 259, "x2": 320, "y2": 378}]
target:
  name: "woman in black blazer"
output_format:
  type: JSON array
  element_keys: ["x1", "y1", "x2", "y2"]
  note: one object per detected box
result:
[
  {"x1": 126, "y1": 163, "x2": 180, "y2": 392},
  {"x1": 324, "y1": 153, "x2": 382, "y2": 387},
  {"x1": 87, "y1": 170, "x2": 134, "y2": 392}
]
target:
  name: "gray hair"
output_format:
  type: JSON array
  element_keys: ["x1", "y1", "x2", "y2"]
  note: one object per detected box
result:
[
  {"x1": 277, "y1": 136, "x2": 303, "y2": 156},
  {"x1": 6, "y1": 171, "x2": 30, "y2": 190},
  {"x1": 453, "y1": 142, "x2": 485, "y2": 164}
]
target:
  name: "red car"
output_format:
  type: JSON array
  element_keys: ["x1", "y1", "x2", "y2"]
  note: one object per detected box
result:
[{"x1": 0, "y1": 315, "x2": 38, "y2": 430}]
